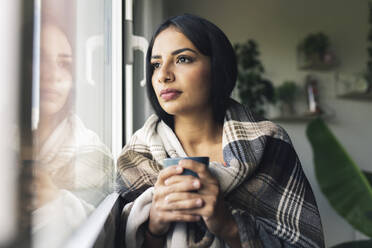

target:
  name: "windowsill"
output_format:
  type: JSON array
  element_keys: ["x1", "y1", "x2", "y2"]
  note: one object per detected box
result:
[{"x1": 63, "y1": 192, "x2": 120, "y2": 248}]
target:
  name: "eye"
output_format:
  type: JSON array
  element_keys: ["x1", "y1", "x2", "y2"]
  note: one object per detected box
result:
[
  {"x1": 151, "y1": 62, "x2": 161, "y2": 70},
  {"x1": 58, "y1": 60, "x2": 72, "y2": 70},
  {"x1": 176, "y1": 55, "x2": 193, "y2": 64}
]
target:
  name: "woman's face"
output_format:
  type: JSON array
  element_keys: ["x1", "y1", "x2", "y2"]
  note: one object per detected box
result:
[
  {"x1": 39, "y1": 24, "x2": 73, "y2": 117},
  {"x1": 151, "y1": 26, "x2": 212, "y2": 117}
]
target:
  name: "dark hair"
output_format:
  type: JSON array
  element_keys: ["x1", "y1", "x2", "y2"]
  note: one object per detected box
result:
[{"x1": 146, "y1": 14, "x2": 237, "y2": 127}]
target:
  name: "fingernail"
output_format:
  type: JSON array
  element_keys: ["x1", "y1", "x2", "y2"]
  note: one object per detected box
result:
[
  {"x1": 196, "y1": 199, "x2": 202, "y2": 206},
  {"x1": 176, "y1": 166, "x2": 182, "y2": 172},
  {"x1": 164, "y1": 179, "x2": 169, "y2": 185},
  {"x1": 193, "y1": 180, "x2": 200, "y2": 188}
]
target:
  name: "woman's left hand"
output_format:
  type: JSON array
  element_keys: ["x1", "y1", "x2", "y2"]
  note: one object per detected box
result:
[{"x1": 163, "y1": 159, "x2": 239, "y2": 242}]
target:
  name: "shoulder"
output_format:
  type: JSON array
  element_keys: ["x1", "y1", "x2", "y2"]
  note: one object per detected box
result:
[
  {"x1": 120, "y1": 114, "x2": 160, "y2": 155},
  {"x1": 225, "y1": 99, "x2": 291, "y2": 144},
  {"x1": 128, "y1": 114, "x2": 160, "y2": 143},
  {"x1": 135, "y1": 114, "x2": 160, "y2": 136}
]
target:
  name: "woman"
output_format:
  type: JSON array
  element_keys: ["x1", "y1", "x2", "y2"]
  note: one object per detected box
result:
[
  {"x1": 33, "y1": 20, "x2": 114, "y2": 247},
  {"x1": 118, "y1": 14, "x2": 324, "y2": 248},
  {"x1": 35, "y1": 20, "x2": 114, "y2": 207}
]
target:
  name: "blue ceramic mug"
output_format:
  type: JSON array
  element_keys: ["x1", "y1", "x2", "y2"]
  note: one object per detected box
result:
[{"x1": 162, "y1": 156, "x2": 209, "y2": 178}]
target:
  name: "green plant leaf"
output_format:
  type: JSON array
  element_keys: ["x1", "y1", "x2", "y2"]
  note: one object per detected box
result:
[
  {"x1": 362, "y1": 170, "x2": 372, "y2": 222},
  {"x1": 362, "y1": 171, "x2": 372, "y2": 186},
  {"x1": 330, "y1": 239, "x2": 372, "y2": 248},
  {"x1": 306, "y1": 118, "x2": 372, "y2": 237}
]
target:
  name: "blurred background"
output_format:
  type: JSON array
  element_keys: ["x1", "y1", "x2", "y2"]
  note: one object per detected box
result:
[{"x1": 1, "y1": 0, "x2": 371, "y2": 247}]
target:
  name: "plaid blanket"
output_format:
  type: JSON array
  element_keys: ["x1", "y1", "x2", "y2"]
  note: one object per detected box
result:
[{"x1": 117, "y1": 100, "x2": 324, "y2": 248}]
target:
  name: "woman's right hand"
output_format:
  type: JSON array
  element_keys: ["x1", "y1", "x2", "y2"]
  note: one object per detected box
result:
[{"x1": 148, "y1": 165, "x2": 202, "y2": 235}]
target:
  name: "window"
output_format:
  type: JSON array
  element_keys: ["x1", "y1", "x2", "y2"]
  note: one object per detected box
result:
[
  {"x1": 0, "y1": 0, "x2": 21, "y2": 246},
  {"x1": 1, "y1": 0, "x2": 158, "y2": 246},
  {"x1": 31, "y1": 0, "x2": 117, "y2": 247}
]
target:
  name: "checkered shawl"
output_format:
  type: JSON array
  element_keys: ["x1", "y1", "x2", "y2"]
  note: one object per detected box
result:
[{"x1": 117, "y1": 100, "x2": 324, "y2": 248}]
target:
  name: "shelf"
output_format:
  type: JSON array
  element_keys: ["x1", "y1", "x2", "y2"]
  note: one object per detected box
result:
[
  {"x1": 337, "y1": 91, "x2": 372, "y2": 101},
  {"x1": 298, "y1": 62, "x2": 336, "y2": 71},
  {"x1": 271, "y1": 113, "x2": 322, "y2": 123}
]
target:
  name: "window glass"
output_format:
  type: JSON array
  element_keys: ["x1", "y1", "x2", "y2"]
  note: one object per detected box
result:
[
  {"x1": 32, "y1": 0, "x2": 114, "y2": 247},
  {"x1": 0, "y1": 0, "x2": 21, "y2": 245}
]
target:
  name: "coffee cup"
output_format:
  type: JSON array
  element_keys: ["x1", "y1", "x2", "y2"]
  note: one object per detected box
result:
[{"x1": 162, "y1": 156, "x2": 209, "y2": 178}]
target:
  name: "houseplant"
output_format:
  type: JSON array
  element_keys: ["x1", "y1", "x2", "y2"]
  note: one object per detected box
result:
[
  {"x1": 307, "y1": 118, "x2": 372, "y2": 247},
  {"x1": 275, "y1": 81, "x2": 298, "y2": 116},
  {"x1": 298, "y1": 32, "x2": 335, "y2": 69},
  {"x1": 234, "y1": 40, "x2": 275, "y2": 117},
  {"x1": 302, "y1": 32, "x2": 329, "y2": 61}
]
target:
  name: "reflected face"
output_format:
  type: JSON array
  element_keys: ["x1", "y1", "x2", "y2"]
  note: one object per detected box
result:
[
  {"x1": 151, "y1": 26, "x2": 212, "y2": 117},
  {"x1": 40, "y1": 24, "x2": 73, "y2": 117}
]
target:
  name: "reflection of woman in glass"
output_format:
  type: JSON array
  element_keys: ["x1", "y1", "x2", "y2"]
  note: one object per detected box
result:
[
  {"x1": 118, "y1": 14, "x2": 324, "y2": 248},
  {"x1": 33, "y1": 21, "x2": 113, "y2": 247}
]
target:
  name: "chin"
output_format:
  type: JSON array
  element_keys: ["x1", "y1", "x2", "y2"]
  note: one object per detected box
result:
[
  {"x1": 40, "y1": 103, "x2": 64, "y2": 117},
  {"x1": 159, "y1": 101, "x2": 182, "y2": 113},
  {"x1": 162, "y1": 106, "x2": 195, "y2": 118}
]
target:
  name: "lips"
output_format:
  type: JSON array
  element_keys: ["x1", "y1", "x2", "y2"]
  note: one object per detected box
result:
[
  {"x1": 160, "y1": 88, "x2": 182, "y2": 101},
  {"x1": 40, "y1": 88, "x2": 61, "y2": 100}
]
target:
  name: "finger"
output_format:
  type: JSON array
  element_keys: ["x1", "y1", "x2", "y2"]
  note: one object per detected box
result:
[
  {"x1": 153, "y1": 177, "x2": 200, "y2": 202},
  {"x1": 159, "y1": 211, "x2": 201, "y2": 223},
  {"x1": 163, "y1": 197, "x2": 204, "y2": 211},
  {"x1": 197, "y1": 182, "x2": 220, "y2": 197},
  {"x1": 154, "y1": 192, "x2": 202, "y2": 211},
  {"x1": 164, "y1": 175, "x2": 199, "y2": 186},
  {"x1": 164, "y1": 192, "x2": 201, "y2": 203},
  {"x1": 161, "y1": 178, "x2": 201, "y2": 195},
  {"x1": 178, "y1": 159, "x2": 215, "y2": 183},
  {"x1": 177, "y1": 206, "x2": 213, "y2": 218},
  {"x1": 176, "y1": 194, "x2": 219, "y2": 218},
  {"x1": 156, "y1": 165, "x2": 183, "y2": 185}
]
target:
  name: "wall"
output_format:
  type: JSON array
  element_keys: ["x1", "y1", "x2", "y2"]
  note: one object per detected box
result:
[{"x1": 164, "y1": 0, "x2": 372, "y2": 246}]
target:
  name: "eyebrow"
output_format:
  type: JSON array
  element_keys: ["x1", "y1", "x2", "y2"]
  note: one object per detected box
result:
[{"x1": 151, "y1": 48, "x2": 198, "y2": 59}]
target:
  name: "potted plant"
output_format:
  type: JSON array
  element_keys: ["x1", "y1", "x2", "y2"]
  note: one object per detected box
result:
[
  {"x1": 234, "y1": 40, "x2": 275, "y2": 117},
  {"x1": 275, "y1": 81, "x2": 298, "y2": 116},
  {"x1": 298, "y1": 32, "x2": 335, "y2": 68}
]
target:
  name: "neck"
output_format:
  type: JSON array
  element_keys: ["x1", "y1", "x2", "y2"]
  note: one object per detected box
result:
[
  {"x1": 174, "y1": 109, "x2": 222, "y2": 154},
  {"x1": 36, "y1": 113, "x2": 65, "y2": 147}
]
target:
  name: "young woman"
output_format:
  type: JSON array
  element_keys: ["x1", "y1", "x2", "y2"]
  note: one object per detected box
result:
[
  {"x1": 32, "y1": 20, "x2": 114, "y2": 247},
  {"x1": 118, "y1": 14, "x2": 324, "y2": 248},
  {"x1": 34, "y1": 21, "x2": 113, "y2": 208}
]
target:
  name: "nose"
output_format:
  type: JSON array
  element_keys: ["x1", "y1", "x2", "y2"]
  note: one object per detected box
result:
[
  {"x1": 157, "y1": 61, "x2": 175, "y2": 83},
  {"x1": 41, "y1": 60, "x2": 61, "y2": 84}
]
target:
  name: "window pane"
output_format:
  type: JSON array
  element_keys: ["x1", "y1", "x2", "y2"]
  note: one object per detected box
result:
[
  {"x1": 0, "y1": 0, "x2": 21, "y2": 245},
  {"x1": 32, "y1": 0, "x2": 114, "y2": 247}
]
